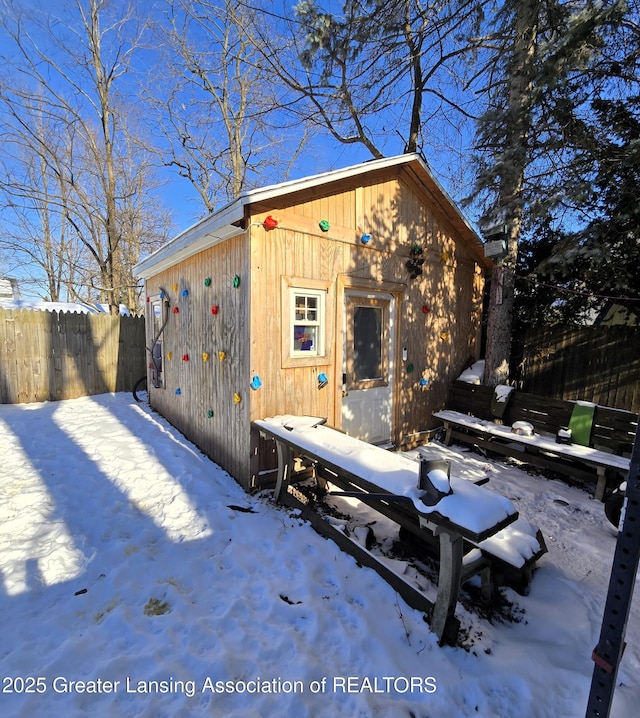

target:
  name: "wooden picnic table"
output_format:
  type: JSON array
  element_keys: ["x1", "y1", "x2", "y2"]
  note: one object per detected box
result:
[{"x1": 253, "y1": 415, "x2": 528, "y2": 645}]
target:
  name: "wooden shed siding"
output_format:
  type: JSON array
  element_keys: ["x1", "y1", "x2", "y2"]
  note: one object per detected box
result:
[
  {"x1": 249, "y1": 227, "x2": 338, "y2": 425},
  {"x1": 145, "y1": 234, "x2": 252, "y2": 486},
  {"x1": 248, "y1": 175, "x2": 484, "y2": 450},
  {"x1": 141, "y1": 162, "x2": 484, "y2": 489}
]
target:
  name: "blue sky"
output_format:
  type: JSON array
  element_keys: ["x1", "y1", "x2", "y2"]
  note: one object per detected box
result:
[{"x1": 0, "y1": 0, "x2": 480, "y2": 300}]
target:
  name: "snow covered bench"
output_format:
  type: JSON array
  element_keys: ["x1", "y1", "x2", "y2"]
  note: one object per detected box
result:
[
  {"x1": 434, "y1": 381, "x2": 635, "y2": 500},
  {"x1": 253, "y1": 415, "x2": 547, "y2": 646}
]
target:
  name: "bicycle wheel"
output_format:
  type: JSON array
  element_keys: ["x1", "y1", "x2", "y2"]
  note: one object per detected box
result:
[{"x1": 133, "y1": 375, "x2": 148, "y2": 403}]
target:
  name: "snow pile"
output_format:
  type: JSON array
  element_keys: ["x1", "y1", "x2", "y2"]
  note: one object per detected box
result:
[
  {"x1": 457, "y1": 360, "x2": 485, "y2": 384},
  {"x1": 0, "y1": 394, "x2": 638, "y2": 717},
  {"x1": 494, "y1": 384, "x2": 514, "y2": 403}
]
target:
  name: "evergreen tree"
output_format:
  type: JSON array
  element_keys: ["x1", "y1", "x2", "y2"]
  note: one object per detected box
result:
[{"x1": 471, "y1": 0, "x2": 631, "y2": 385}]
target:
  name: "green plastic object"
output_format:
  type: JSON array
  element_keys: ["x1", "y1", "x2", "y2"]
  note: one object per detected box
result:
[{"x1": 568, "y1": 402, "x2": 596, "y2": 446}]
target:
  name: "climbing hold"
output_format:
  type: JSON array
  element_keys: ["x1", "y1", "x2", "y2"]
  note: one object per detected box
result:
[
  {"x1": 207, "y1": 409, "x2": 214, "y2": 418},
  {"x1": 211, "y1": 305, "x2": 219, "y2": 315},
  {"x1": 159, "y1": 291, "x2": 165, "y2": 299},
  {"x1": 441, "y1": 250, "x2": 450, "y2": 262},
  {"x1": 182, "y1": 353, "x2": 189, "y2": 361},
  {"x1": 204, "y1": 277, "x2": 212, "y2": 287},
  {"x1": 233, "y1": 392, "x2": 242, "y2": 404},
  {"x1": 173, "y1": 283, "x2": 178, "y2": 292},
  {"x1": 182, "y1": 289, "x2": 189, "y2": 298},
  {"x1": 407, "y1": 363, "x2": 414, "y2": 373},
  {"x1": 146, "y1": 296, "x2": 150, "y2": 302},
  {"x1": 202, "y1": 352, "x2": 209, "y2": 362},
  {"x1": 319, "y1": 219, "x2": 330, "y2": 232},
  {"x1": 360, "y1": 233, "x2": 371, "y2": 244},
  {"x1": 318, "y1": 372, "x2": 328, "y2": 389},
  {"x1": 173, "y1": 307, "x2": 179, "y2": 314},
  {"x1": 233, "y1": 275, "x2": 241, "y2": 288},
  {"x1": 263, "y1": 215, "x2": 278, "y2": 230},
  {"x1": 440, "y1": 331, "x2": 449, "y2": 341},
  {"x1": 406, "y1": 244, "x2": 424, "y2": 279},
  {"x1": 166, "y1": 352, "x2": 172, "y2": 361},
  {"x1": 420, "y1": 377, "x2": 429, "y2": 387},
  {"x1": 422, "y1": 305, "x2": 430, "y2": 314},
  {"x1": 175, "y1": 388, "x2": 181, "y2": 395},
  {"x1": 218, "y1": 351, "x2": 226, "y2": 362},
  {"x1": 250, "y1": 375, "x2": 262, "y2": 391}
]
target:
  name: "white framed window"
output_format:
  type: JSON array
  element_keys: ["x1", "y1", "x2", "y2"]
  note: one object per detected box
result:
[
  {"x1": 281, "y1": 277, "x2": 332, "y2": 368},
  {"x1": 291, "y1": 289, "x2": 325, "y2": 357}
]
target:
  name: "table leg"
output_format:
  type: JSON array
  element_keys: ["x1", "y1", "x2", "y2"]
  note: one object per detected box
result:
[
  {"x1": 274, "y1": 441, "x2": 293, "y2": 503},
  {"x1": 431, "y1": 528, "x2": 463, "y2": 645},
  {"x1": 595, "y1": 467, "x2": 607, "y2": 502}
]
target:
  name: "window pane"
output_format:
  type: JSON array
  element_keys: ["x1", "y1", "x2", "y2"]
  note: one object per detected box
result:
[
  {"x1": 353, "y1": 306, "x2": 382, "y2": 380},
  {"x1": 294, "y1": 325, "x2": 317, "y2": 352},
  {"x1": 152, "y1": 303, "x2": 162, "y2": 333}
]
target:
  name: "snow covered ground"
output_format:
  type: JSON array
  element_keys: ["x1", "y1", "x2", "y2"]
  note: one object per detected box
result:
[{"x1": 0, "y1": 393, "x2": 638, "y2": 718}]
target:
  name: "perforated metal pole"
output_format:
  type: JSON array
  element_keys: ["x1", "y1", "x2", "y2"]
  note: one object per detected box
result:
[{"x1": 586, "y1": 423, "x2": 640, "y2": 717}]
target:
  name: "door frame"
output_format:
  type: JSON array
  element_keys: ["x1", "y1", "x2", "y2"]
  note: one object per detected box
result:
[
  {"x1": 334, "y1": 275, "x2": 405, "y2": 444},
  {"x1": 344, "y1": 293, "x2": 391, "y2": 391}
]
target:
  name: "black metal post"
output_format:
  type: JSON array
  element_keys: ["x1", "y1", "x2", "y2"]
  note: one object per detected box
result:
[{"x1": 585, "y1": 422, "x2": 640, "y2": 717}]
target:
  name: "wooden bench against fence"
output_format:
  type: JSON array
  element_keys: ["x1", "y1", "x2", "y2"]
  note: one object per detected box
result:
[
  {"x1": 253, "y1": 415, "x2": 547, "y2": 647},
  {"x1": 434, "y1": 382, "x2": 636, "y2": 501}
]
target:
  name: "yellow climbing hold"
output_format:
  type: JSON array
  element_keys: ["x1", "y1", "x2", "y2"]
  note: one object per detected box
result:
[
  {"x1": 202, "y1": 352, "x2": 209, "y2": 362},
  {"x1": 218, "y1": 351, "x2": 226, "y2": 361},
  {"x1": 233, "y1": 392, "x2": 241, "y2": 404}
]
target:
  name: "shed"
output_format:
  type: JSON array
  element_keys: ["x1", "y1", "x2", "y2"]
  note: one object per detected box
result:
[{"x1": 135, "y1": 153, "x2": 490, "y2": 490}]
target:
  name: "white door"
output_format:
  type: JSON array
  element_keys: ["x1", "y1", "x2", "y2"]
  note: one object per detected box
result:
[{"x1": 341, "y1": 291, "x2": 395, "y2": 445}]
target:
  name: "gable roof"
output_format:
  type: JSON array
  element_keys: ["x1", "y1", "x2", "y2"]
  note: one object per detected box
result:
[{"x1": 135, "y1": 153, "x2": 486, "y2": 280}]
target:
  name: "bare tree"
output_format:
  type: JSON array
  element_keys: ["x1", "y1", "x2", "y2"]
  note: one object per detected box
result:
[
  {"x1": 242, "y1": 0, "x2": 486, "y2": 182},
  {"x1": 0, "y1": 105, "x2": 78, "y2": 302},
  {"x1": 0, "y1": 0, "x2": 169, "y2": 310},
  {"x1": 149, "y1": 0, "x2": 310, "y2": 215}
]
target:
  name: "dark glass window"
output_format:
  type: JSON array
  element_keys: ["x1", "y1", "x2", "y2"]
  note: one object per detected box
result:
[{"x1": 353, "y1": 306, "x2": 382, "y2": 381}]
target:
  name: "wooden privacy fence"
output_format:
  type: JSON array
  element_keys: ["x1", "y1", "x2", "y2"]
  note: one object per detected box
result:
[
  {"x1": 521, "y1": 324, "x2": 640, "y2": 413},
  {"x1": 0, "y1": 308, "x2": 146, "y2": 404}
]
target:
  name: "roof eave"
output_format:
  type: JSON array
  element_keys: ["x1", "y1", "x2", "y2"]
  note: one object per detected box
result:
[{"x1": 134, "y1": 198, "x2": 246, "y2": 280}]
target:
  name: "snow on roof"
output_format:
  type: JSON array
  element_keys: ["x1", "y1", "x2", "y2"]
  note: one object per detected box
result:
[{"x1": 0, "y1": 299, "x2": 131, "y2": 315}]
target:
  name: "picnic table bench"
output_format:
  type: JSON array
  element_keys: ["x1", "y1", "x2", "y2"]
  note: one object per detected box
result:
[
  {"x1": 253, "y1": 415, "x2": 547, "y2": 646},
  {"x1": 434, "y1": 382, "x2": 635, "y2": 500}
]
